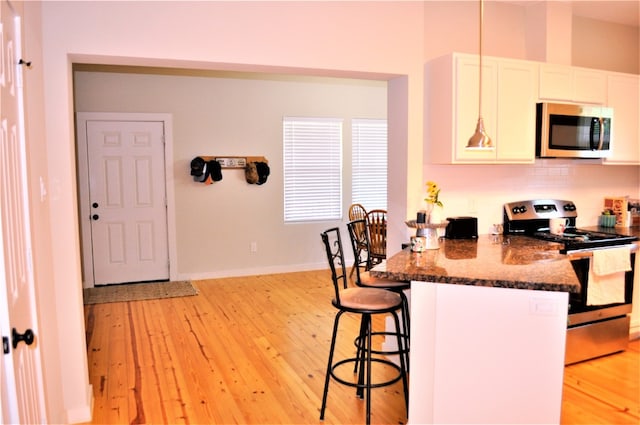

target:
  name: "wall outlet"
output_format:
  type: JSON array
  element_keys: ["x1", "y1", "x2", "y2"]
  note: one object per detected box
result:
[
  {"x1": 250, "y1": 241, "x2": 257, "y2": 253},
  {"x1": 468, "y1": 198, "x2": 478, "y2": 214}
]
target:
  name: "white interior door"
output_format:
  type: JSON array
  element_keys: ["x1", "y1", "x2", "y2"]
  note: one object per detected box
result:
[
  {"x1": 0, "y1": 0, "x2": 46, "y2": 422},
  {"x1": 84, "y1": 119, "x2": 169, "y2": 285}
]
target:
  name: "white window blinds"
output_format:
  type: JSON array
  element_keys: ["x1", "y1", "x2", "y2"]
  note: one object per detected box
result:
[
  {"x1": 283, "y1": 117, "x2": 343, "y2": 222},
  {"x1": 352, "y1": 119, "x2": 387, "y2": 211}
]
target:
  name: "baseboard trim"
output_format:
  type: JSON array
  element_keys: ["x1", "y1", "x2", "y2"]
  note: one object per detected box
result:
[
  {"x1": 66, "y1": 384, "x2": 93, "y2": 424},
  {"x1": 179, "y1": 262, "x2": 327, "y2": 281}
]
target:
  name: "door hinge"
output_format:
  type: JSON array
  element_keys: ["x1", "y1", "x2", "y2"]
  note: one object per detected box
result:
[{"x1": 2, "y1": 336, "x2": 9, "y2": 354}]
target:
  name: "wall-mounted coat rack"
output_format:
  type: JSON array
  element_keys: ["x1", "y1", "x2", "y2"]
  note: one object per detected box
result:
[
  {"x1": 200, "y1": 156, "x2": 268, "y2": 169},
  {"x1": 190, "y1": 155, "x2": 270, "y2": 185}
]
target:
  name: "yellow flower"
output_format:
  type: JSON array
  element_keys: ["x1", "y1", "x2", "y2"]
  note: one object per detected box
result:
[{"x1": 424, "y1": 180, "x2": 443, "y2": 207}]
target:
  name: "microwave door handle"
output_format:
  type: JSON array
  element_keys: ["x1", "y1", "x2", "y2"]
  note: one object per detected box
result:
[{"x1": 596, "y1": 117, "x2": 605, "y2": 150}]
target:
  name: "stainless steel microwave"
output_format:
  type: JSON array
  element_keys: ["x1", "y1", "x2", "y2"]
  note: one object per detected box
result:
[{"x1": 536, "y1": 102, "x2": 613, "y2": 159}]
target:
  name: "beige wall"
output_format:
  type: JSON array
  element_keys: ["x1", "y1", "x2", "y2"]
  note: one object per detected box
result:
[
  {"x1": 40, "y1": 2, "x2": 424, "y2": 421},
  {"x1": 29, "y1": 1, "x2": 639, "y2": 421},
  {"x1": 73, "y1": 70, "x2": 387, "y2": 279},
  {"x1": 573, "y1": 16, "x2": 639, "y2": 74}
]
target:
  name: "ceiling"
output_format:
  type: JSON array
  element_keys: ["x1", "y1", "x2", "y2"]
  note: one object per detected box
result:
[
  {"x1": 504, "y1": 1, "x2": 639, "y2": 28},
  {"x1": 571, "y1": 0, "x2": 639, "y2": 27}
]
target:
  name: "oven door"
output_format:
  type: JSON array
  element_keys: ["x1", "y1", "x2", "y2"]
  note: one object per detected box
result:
[{"x1": 567, "y1": 251, "x2": 635, "y2": 326}]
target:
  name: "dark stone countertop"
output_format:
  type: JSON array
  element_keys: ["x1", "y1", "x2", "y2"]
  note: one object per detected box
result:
[
  {"x1": 370, "y1": 234, "x2": 581, "y2": 293},
  {"x1": 580, "y1": 225, "x2": 640, "y2": 239},
  {"x1": 371, "y1": 226, "x2": 640, "y2": 293}
]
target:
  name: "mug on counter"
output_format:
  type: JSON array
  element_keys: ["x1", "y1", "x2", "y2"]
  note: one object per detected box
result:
[
  {"x1": 410, "y1": 236, "x2": 426, "y2": 252},
  {"x1": 549, "y1": 217, "x2": 569, "y2": 235}
]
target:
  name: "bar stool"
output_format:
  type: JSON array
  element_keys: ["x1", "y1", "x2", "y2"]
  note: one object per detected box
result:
[
  {"x1": 347, "y1": 219, "x2": 411, "y2": 371},
  {"x1": 319, "y1": 227, "x2": 408, "y2": 425}
]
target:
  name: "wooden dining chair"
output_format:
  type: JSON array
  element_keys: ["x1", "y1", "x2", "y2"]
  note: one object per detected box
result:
[
  {"x1": 366, "y1": 209, "x2": 387, "y2": 266},
  {"x1": 348, "y1": 204, "x2": 368, "y2": 277},
  {"x1": 348, "y1": 203, "x2": 367, "y2": 221}
]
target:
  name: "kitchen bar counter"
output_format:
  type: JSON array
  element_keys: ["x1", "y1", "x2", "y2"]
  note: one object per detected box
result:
[
  {"x1": 371, "y1": 234, "x2": 581, "y2": 293},
  {"x1": 375, "y1": 226, "x2": 639, "y2": 424},
  {"x1": 373, "y1": 233, "x2": 575, "y2": 424}
]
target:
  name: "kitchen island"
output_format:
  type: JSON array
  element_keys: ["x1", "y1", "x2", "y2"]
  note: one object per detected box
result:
[{"x1": 370, "y1": 234, "x2": 580, "y2": 424}]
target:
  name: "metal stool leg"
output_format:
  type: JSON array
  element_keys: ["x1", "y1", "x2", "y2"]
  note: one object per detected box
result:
[
  {"x1": 392, "y1": 310, "x2": 409, "y2": 414},
  {"x1": 320, "y1": 311, "x2": 343, "y2": 420}
]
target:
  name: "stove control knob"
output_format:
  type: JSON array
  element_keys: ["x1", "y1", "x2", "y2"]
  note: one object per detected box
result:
[{"x1": 512, "y1": 205, "x2": 527, "y2": 214}]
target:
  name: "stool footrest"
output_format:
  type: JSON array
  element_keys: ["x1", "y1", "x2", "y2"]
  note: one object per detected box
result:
[{"x1": 330, "y1": 357, "x2": 403, "y2": 390}]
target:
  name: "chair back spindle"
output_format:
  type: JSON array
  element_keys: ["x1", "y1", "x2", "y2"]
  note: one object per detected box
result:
[
  {"x1": 348, "y1": 203, "x2": 367, "y2": 221},
  {"x1": 347, "y1": 219, "x2": 371, "y2": 282},
  {"x1": 366, "y1": 209, "x2": 387, "y2": 265},
  {"x1": 320, "y1": 228, "x2": 348, "y2": 304}
]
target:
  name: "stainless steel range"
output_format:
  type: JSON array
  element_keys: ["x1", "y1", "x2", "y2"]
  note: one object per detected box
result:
[{"x1": 503, "y1": 199, "x2": 638, "y2": 364}]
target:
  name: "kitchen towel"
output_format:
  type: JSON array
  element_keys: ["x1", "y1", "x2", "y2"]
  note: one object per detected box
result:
[{"x1": 586, "y1": 246, "x2": 631, "y2": 306}]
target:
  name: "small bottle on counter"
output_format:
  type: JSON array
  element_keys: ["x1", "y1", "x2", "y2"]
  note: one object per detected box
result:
[{"x1": 417, "y1": 210, "x2": 426, "y2": 223}]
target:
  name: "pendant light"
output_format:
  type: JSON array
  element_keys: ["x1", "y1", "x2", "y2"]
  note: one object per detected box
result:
[{"x1": 466, "y1": 0, "x2": 493, "y2": 149}]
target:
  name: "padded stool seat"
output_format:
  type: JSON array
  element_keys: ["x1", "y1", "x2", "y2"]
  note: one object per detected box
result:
[{"x1": 337, "y1": 287, "x2": 401, "y2": 310}]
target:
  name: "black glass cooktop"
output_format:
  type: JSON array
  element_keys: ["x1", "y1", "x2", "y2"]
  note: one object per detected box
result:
[{"x1": 532, "y1": 228, "x2": 637, "y2": 253}]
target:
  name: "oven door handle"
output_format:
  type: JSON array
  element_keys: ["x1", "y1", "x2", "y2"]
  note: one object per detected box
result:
[{"x1": 566, "y1": 242, "x2": 638, "y2": 259}]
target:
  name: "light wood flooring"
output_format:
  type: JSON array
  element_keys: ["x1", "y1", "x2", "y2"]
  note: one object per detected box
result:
[{"x1": 83, "y1": 270, "x2": 639, "y2": 424}]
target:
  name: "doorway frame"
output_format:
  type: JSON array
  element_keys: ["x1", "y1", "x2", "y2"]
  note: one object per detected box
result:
[{"x1": 75, "y1": 112, "x2": 177, "y2": 288}]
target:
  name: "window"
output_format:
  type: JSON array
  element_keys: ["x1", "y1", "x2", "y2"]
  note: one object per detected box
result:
[
  {"x1": 352, "y1": 118, "x2": 387, "y2": 210},
  {"x1": 283, "y1": 117, "x2": 343, "y2": 222}
]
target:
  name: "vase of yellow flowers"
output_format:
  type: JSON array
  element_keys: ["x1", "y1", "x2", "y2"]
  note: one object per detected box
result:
[
  {"x1": 407, "y1": 181, "x2": 447, "y2": 250},
  {"x1": 423, "y1": 180, "x2": 443, "y2": 224}
]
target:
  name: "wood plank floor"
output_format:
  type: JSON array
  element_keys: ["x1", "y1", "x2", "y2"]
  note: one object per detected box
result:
[{"x1": 83, "y1": 270, "x2": 639, "y2": 424}]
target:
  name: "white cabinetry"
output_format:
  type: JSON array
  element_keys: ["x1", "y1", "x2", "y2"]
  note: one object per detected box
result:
[
  {"x1": 426, "y1": 53, "x2": 537, "y2": 164},
  {"x1": 605, "y1": 73, "x2": 640, "y2": 165},
  {"x1": 539, "y1": 64, "x2": 607, "y2": 104},
  {"x1": 409, "y1": 282, "x2": 567, "y2": 424}
]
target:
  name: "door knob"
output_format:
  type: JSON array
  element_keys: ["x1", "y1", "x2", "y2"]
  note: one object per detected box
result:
[
  {"x1": 92, "y1": 202, "x2": 99, "y2": 208},
  {"x1": 92, "y1": 214, "x2": 99, "y2": 220},
  {"x1": 12, "y1": 328, "x2": 34, "y2": 349}
]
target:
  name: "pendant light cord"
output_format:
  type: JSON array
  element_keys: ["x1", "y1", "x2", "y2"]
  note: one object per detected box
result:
[{"x1": 479, "y1": 0, "x2": 483, "y2": 119}]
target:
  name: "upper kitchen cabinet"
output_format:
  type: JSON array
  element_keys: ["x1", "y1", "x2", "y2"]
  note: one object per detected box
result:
[
  {"x1": 426, "y1": 53, "x2": 537, "y2": 164},
  {"x1": 605, "y1": 73, "x2": 640, "y2": 165},
  {"x1": 539, "y1": 64, "x2": 607, "y2": 105}
]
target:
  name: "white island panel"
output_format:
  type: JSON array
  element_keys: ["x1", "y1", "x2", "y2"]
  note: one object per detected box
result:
[{"x1": 409, "y1": 282, "x2": 568, "y2": 424}]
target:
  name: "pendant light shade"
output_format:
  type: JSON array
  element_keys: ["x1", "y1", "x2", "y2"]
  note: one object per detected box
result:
[
  {"x1": 467, "y1": 0, "x2": 493, "y2": 149},
  {"x1": 468, "y1": 117, "x2": 492, "y2": 148}
]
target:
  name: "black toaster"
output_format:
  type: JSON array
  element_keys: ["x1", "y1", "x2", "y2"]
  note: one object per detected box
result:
[{"x1": 445, "y1": 216, "x2": 478, "y2": 239}]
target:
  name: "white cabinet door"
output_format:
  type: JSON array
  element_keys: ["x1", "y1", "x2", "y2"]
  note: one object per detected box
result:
[
  {"x1": 454, "y1": 55, "x2": 498, "y2": 162},
  {"x1": 539, "y1": 64, "x2": 607, "y2": 104},
  {"x1": 605, "y1": 73, "x2": 640, "y2": 165},
  {"x1": 426, "y1": 53, "x2": 536, "y2": 164},
  {"x1": 574, "y1": 69, "x2": 607, "y2": 104},
  {"x1": 539, "y1": 64, "x2": 573, "y2": 101},
  {"x1": 496, "y1": 60, "x2": 537, "y2": 162}
]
